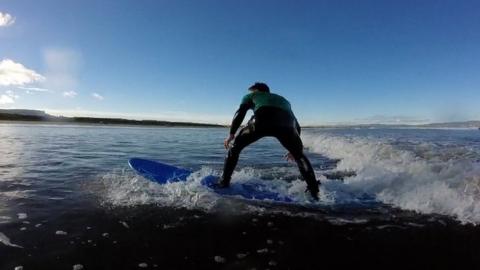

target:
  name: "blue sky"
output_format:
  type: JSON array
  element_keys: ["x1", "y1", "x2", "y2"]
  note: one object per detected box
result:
[{"x1": 1, "y1": 0, "x2": 479, "y2": 125}]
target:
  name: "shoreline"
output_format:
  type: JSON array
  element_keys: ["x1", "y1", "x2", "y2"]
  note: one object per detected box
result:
[
  {"x1": 0, "y1": 110, "x2": 225, "y2": 128},
  {"x1": 0, "y1": 119, "x2": 226, "y2": 129},
  {"x1": 1, "y1": 110, "x2": 480, "y2": 130},
  {"x1": 0, "y1": 120, "x2": 226, "y2": 129},
  {"x1": 2, "y1": 120, "x2": 479, "y2": 131}
]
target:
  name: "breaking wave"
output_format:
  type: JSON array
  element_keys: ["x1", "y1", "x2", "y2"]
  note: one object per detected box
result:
[
  {"x1": 302, "y1": 132, "x2": 480, "y2": 224},
  {"x1": 98, "y1": 165, "x2": 335, "y2": 214},
  {"x1": 97, "y1": 130, "x2": 480, "y2": 224}
]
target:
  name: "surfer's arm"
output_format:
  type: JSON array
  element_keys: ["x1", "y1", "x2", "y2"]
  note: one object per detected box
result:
[{"x1": 229, "y1": 103, "x2": 250, "y2": 135}]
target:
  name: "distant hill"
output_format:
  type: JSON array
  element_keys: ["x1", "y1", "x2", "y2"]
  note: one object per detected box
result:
[
  {"x1": 0, "y1": 109, "x2": 53, "y2": 121},
  {"x1": 0, "y1": 109, "x2": 50, "y2": 117},
  {"x1": 0, "y1": 109, "x2": 223, "y2": 127},
  {"x1": 420, "y1": 121, "x2": 480, "y2": 128}
]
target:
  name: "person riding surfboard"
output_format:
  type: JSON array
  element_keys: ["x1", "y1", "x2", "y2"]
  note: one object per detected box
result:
[{"x1": 218, "y1": 82, "x2": 320, "y2": 200}]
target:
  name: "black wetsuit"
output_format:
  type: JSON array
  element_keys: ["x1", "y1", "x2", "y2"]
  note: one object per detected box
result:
[{"x1": 221, "y1": 91, "x2": 319, "y2": 197}]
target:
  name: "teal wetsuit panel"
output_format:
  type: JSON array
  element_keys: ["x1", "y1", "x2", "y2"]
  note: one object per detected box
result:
[{"x1": 241, "y1": 92, "x2": 292, "y2": 113}]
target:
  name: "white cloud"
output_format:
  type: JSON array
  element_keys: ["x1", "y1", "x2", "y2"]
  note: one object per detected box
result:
[
  {"x1": 91, "y1": 93, "x2": 104, "y2": 101},
  {"x1": 0, "y1": 12, "x2": 15, "y2": 27},
  {"x1": 0, "y1": 89, "x2": 20, "y2": 105},
  {"x1": 0, "y1": 59, "x2": 45, "y2": 86},
  {"x1": 5, "y1": 90, "x2": 19, "y2": 99},
  {"x1": 0, "y1": 94, "x2": 14, "y2": 104},
  {"x1": 63, "y1": 90, "x2": 77, "y2": 98}
]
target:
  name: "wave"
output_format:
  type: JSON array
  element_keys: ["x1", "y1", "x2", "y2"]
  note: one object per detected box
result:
[
  {"x1": 96, "y1": 131, "x2": 480, "y2": 224},
  {"x1": 96, "y1": 165, "x2": 342, "y2": 217},
  {"x1": 302, "y1": 132, "x2": 480, "y2": 224}
]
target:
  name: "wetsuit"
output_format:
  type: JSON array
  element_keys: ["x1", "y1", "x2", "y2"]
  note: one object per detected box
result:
[{"x1": 221, "y1": 91, "x2": 319, "y2": 198}]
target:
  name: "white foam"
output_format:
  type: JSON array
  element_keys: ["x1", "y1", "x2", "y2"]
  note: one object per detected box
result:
[
  {"x1": 0, "y1": 216, "x2": 12, "y2": 224},
  {"x1": 97, "y1": 132, "x2": 480, "y2": 224},
  {"x1": 0, "y1": 232, "x2": 23, "y2": 248},
  {"x1": 100, "y1": 167, "x2": 219, "y2": 210},
  {"x1": 236, "y1": 253, "x2": 248, "y2": 259},
  {"x1": 257, "y1": 248, "x2": 269, "y2": 254},
  {"x1": 72, "y1": 264, "x2": 84, "y2": 270},
  {"x1": 302, "y1": 132, "x2": 480, "y2": 224},
  {"x1": 214, "y1": 256, "x2": 226, "y2": 263},
  {"x1": 119, "y1": 221, "x2": 129, "y2": 228},
  {"x1": 99, "y1": 166, "x2": 333, "y2": 216}
]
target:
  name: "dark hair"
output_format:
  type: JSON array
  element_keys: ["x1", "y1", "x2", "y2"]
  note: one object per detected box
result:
[{"x1": 248, "y1": 82, "x2": 270, "y2": 93}]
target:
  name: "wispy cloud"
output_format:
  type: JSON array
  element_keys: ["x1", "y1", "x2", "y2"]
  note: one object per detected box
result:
[
  {"x1": 0, "y1": 59, "x2": 45, "y2": 86},
  {"x1": 91, "y1": 92, "x2": 104, "y2": 101},
  {"x1": 63, "y1": 90, "x2": 77, "y2": 98},
  {"x1": 0, "y1": 12, "x2": 15, "y2": 27},
  {"x1": 354, "y1": 115, "x2": 430, "y2": 125},
  {"x1": 44, "y1": 108, "x2": 231, "y2": 125},
  {"x1": 0, "y1": 94, "x2": 14, "y2": 104},
  {"x1": 5, "y1": 90, "x2": 19, "y2": 99},
  {"x1": 0, "y1": 90, "x2": 19, "y2": 105},
  {"x1": 18, "y1": 86, "x2": 52, "y2": 93},
  {"x1": 43, "y1": 48, "x2": 82, "y2": 96}
]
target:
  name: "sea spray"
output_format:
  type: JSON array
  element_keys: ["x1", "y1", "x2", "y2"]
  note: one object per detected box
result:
[
  {"x1": 98, "y1": 165, "x2": 334, "y2": 214},
  {"x1": 302, "y1": 132, "x2": 480, "y2": 224},
  {"x1": 0, "y1": 232, "x2": 23, "y2": 248}
]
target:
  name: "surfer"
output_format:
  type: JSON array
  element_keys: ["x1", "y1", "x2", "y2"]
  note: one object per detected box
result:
[{"x1": 218, "y1": 82, "x2": 320, "y2": 200}]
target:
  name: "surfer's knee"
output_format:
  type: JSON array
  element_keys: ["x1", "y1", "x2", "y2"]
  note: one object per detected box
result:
[
  {"x1": 227, "y1": 145, "x2": 242, "y2": 158},
  {"x1": 290, "y1": 150, "x2": 304, "y2": 161},
  {"x1": 295, "y1": 154, "x2": 315, "y2": 176}
]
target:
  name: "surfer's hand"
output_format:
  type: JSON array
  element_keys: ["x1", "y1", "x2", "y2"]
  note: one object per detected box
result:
[
  {"x1": 224, "y1": 134, "x2": 235, "y2": 149},
  {"x1": 283, "y1": 152, "x2": 295, "y2": 163}
]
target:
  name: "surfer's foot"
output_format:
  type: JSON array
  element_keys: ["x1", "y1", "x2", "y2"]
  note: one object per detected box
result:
[
  {"x1": 306, "y1": 181, "x2": 320, "y2": 201},
  {"x1": 214, "y1": 178, "x2": 230, "y2": 188},
  {"x1": 310, "y1": 191, "x2": 319, "y2": 201}
]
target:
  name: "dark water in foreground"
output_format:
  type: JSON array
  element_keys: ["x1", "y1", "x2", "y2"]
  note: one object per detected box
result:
[{"x1": 1, "y1": 123, "x2": 480, "y2": 269}]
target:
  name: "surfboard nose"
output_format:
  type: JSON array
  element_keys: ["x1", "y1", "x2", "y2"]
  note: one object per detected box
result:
[{"x1": 128, "y1": 158, "x2": 191, "y2": 184}]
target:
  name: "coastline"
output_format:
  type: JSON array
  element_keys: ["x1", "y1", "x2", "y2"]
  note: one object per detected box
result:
[
  {"x1": 2, "y1": 119, "x2": 479, "y2": 131},
  {"x1": 1, "y1": 110, "x2": 479, "y2": 129},
  {"x1": 0, "y1": 120, "x2": 227, "y2": 129},
  {"x1": 0, "y1": 118, "x2": 225, "y2": 128}
]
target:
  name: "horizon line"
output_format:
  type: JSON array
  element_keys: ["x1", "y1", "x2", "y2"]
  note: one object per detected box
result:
[{"x1": 1, "y1": 108, "x2": 479, "y2": 127}]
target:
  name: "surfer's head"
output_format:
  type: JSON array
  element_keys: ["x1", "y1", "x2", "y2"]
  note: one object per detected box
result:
[{"x1": 248, "y1": 82, "x2": 270, "y2": 93}]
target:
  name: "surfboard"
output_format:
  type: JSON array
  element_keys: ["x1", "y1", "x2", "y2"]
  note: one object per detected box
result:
[
  {"x1": 128, "y1": 158, "x2": 191, "y2": 184},
  {"x1": 128, "y1": 158, "x2": 292, "y2": 202}
]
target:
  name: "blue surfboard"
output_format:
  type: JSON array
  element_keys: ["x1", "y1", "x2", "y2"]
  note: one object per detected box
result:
[
  {"x1": 128, "y1": 158, "x2": 292, "y2": 202},
  {"x1": 128, "y1": 158, "x2": 191, "y2": 184}
]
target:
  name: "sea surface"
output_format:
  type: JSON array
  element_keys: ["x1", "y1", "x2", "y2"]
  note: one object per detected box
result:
[{"x1": 1, "y1": 123, "x2": 480, "y2": 269}]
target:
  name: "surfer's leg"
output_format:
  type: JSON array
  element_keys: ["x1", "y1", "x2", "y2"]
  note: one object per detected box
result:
[
  {"x1": 275, "y1": 129, "x2": 319, "y2": 200},
  {"x1": 220, "y1": 124, "x2": 263, "y2": 187}
]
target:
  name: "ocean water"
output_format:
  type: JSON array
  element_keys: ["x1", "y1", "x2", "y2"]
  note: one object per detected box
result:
[{"x1": 1, "y1": 123, "x2": 480, "y2": 268}]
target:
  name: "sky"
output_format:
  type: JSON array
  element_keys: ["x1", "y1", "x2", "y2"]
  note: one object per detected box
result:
[{"x1": 0, "y1": 0, "x2": 479, "y2": 125}]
